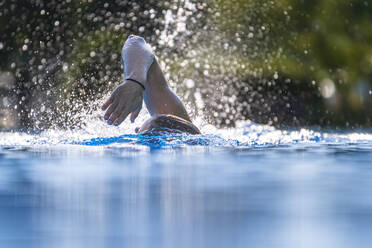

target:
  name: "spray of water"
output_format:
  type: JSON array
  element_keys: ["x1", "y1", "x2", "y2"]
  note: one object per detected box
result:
[{"x1": 0, "y1": 0, "x2": 291, "y2": 130}]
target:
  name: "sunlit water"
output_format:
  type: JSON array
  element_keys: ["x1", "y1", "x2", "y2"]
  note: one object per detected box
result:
[{"x1": 1, "y1": 118, "x2": 372, "y2": 248}]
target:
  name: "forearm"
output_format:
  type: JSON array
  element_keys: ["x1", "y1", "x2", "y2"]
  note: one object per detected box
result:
[{"x1": 143, "y1": 59, "x2": 191, "y2": 122}]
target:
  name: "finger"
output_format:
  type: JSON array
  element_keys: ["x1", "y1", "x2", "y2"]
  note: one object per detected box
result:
[
  {"x1": 104, "y1": 101, "x2": 118, "y2": 122},
  {"x1": 130, "y1": 105, "x2": 142, "y2": 123},
  {"x1": 109, "y1": 103, "x2": 125, "y2": 124},
  {"x1": 101, "y1": 95, "x2": 114, "y2": 111},
  {"x1": 114, "y1": 109, "x2": 131, "y2": 126}
]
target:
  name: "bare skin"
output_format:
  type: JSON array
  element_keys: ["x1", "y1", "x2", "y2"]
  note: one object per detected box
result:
[{"x1": 102, "y1": 58, "x2": 194, "y2": 133}]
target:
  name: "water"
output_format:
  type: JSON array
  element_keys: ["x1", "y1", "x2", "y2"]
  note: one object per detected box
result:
[{"x1": 1, "y1": 121, "x2": 372, "y2": 248}]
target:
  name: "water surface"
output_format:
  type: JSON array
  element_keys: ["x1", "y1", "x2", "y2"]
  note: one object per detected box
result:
[{"x1": 1, "y1": 122, "x2": 372, "y2": 248}]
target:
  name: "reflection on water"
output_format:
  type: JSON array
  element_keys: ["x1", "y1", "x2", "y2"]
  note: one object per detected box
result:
[{"x1": 1, "y1": 143, "x2": 372, "y2": 248}]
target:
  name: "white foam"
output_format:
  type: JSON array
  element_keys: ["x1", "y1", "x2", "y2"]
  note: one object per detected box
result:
[{"x1": 1, "y1": 114, "x2": 372, "y2": 148}]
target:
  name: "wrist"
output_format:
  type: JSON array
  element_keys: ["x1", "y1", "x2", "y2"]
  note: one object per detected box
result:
[
  {"x1": 126, "y1": 78, "x2": 145, "y2": 90},
  {"x1": 124, "y1": 80, "x2": 145, "y2": 93}
]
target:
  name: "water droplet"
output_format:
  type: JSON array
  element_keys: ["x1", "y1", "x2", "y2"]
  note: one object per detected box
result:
[
  {"x1": 320, "y1": 78, "x2": 336, "y2": 98},
  {"x1": 62, "y1": 63, "x2": 68, "y2": 72},
  {"x1": 185, "y1": 79, "x2": 195, "y2": 88},
  {"x1": 194, "y1": 91, "x2": 205, "y2": 108},
  {"x1": 273, "y1": 72, "x2": 278, "y2": 80}
]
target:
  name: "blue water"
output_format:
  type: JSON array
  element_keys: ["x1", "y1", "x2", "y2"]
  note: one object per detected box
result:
[{"x1": 1, "y1": 122, "x2": 372, "y2": 248}]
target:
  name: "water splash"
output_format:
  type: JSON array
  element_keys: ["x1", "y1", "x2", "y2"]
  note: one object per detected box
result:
[
  {"x1": 0, "y1": 0, "x2": 297, "y2": 130},
  {"x1": 2, "y1": 113, "x2": 372, "y2": 149}
]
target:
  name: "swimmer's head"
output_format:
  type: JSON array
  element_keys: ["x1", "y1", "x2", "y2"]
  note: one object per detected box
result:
[{"x1": 135, "y1": 114, "x2": 201, "y2": 135}]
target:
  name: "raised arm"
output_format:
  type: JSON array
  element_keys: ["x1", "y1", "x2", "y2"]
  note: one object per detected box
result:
[{"x1": 102, "y1": 35, "x2": 191, "y2": 126}]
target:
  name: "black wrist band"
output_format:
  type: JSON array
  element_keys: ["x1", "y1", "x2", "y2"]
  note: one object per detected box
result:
[{"x1": 126, "y1": 78, "x2": 145, "y2": 90}]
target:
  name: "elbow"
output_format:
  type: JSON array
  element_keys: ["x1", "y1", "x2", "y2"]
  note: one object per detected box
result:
[{"x1": 122, "y1": 34, "x2": 146, "y2": 51}]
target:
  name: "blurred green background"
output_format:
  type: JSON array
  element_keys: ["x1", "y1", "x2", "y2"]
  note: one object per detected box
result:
[{"x1": 0, "y1": 0, "x2": 371, "y2": 129}]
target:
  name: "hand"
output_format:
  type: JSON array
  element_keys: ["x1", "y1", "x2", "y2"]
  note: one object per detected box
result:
[{"x1": 102, "y1": 80, "x2": 143, "y2": 125}]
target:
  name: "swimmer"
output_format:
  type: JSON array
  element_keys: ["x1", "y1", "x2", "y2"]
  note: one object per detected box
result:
[{"x1": 102, "y1": 35, "x2": 201, "y2": 135}]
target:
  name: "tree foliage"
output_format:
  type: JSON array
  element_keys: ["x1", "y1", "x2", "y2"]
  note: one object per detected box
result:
[{"x1": 212, "y1": 0, "x2": 372, "y2": 126}]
